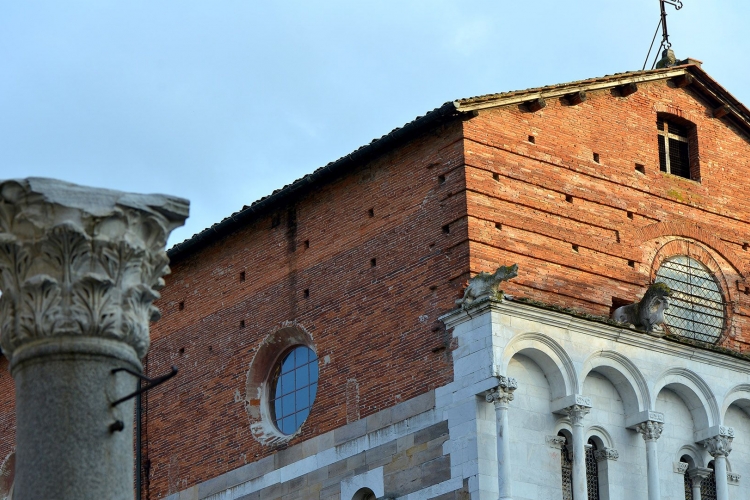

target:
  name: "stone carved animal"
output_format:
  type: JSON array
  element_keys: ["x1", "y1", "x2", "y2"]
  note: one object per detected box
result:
[
  {"x1": 612, "y1": 282, "x2": 672, "y2": 333},
  {"x1": 456, "y1": 264, "x2": 518, "y2": 310}
]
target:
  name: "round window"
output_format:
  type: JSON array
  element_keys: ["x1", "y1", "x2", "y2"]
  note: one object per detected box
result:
[
  {"x1": 654, "y1": 255, "x2": 725, "y2": 343},
  {"x1": 270, "y1": 346, "x2": 319, "y2": 435}
]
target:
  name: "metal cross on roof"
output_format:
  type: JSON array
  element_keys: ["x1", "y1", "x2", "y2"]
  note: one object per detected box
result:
[{"x1": 643, "y1": 0, "x2": 684, "y2": 70}]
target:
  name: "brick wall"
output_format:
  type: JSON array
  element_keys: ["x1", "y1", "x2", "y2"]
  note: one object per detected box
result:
[
  {"x1": 0, "y1": 357, "x2": 13, "y2": 460},
  {"x1": 144, "y1": 121, "x2": 468, "y2": 498},
  {"x1": 463, "y1": 78, "x2": 750, "y2": 349}
]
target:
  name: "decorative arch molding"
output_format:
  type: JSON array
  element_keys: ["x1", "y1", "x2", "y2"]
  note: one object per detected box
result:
[
  {"x1": 676, "y1": 444, "x2": 705, "y2": 468},
  {"x1": 630, "y1": 220, "x2": 747, "y2": 281},
  {"x1": 500, "y1": 332, "x2": 577, "y2": 401},
  {"x1": 652, "y1": 367, "x2": 720, "y2": 432},
  {"x1": 580, "y1": 350, "x2": 650, "y2": 417},
  {"x1": 721, "y1": 383, "x2": 750, "y2": 420},
  {"x1": 586, "y1": 425, "x2": 615, "y2": 450}
]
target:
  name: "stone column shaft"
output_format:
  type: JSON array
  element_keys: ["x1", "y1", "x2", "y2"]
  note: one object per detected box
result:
[
  {"x1": 486, "y1": 376, "x2": 517, "y2": 500},
  {"x1": 688, "y1": 467, "x2": 712, "y2": 500},
  {"x1": 0, "y1": 178, "x2": 188, "y2": 500},
  {"x1": 564, "y1": 404, "x2": 591, "y2": 500},
  {"x1": 636, "y1": 420, "x2": 663, "y2": 500}
]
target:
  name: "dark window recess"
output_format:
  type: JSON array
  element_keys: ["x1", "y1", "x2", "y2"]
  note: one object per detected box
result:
[
  {"x1": 627, "y1": 211, "x2": 634, "y2": 219},
  {"x1": 566, "y1": 195, "x2": 574, "y2": 203},
  {"x1": 370, "y1": 258, "x2": 376, "y2": 267},
  {"x1": 304, "y1": 240, "x2": 310, "y2": 249},
  {"x1": 628, "y1": 260, "x2": 635, "y2": 267},
  {"x1": 179, "y1": 347, "x2": 185, "y2": 355},
  {"x1": 559, "y1": 433, "x2": 573, "y2": 500},
  {"x1": 681, "y1": 458, "x2": 693, "y2": 500},
  {"x1": 492, "y1": 173, "x2": 500, "y2": 181},
  {"x1": 442, "y1": 224, "x2": 450, "y2": 234},
  {"x1": 495, "y1": 222, "x2": 502, "y2": 230},
  {"x1": 657, "y1": 118, "x2": 692, "y2": 179},
  {"x1": 572, "y1": 244, "x2": 579, "y2": 252},
  {"x1": 610, "y1": 297, "x2": 631, "y2": 317},
  {"x1": 240, "y1": 320, "x2": 245, "y2": 329},
  {"x1": 438, "y1": 174, "x2": 446, "y2": 184},
  {"x1": 303, "y1": 289, "x2": 309, "y2": 298},
  {"x1": 593, "y1": 153, "x2": 600, "y2": 163},
  {"x1": 240, "y1": 271, "x2": 246, "y2": 282},
  {"x1": 701, "y1": 462, "x2": 717, "y2": 500},
  {"x1": 368, "y1": 208, "x2": 374, "y2": 217},
  {"x1": 178, "y1": 301, "x2": 184, "y2": 311},
  {"x1": 586, "y1": 439, "x2": 601, "y2": 500},
  {"x1": 743, "y1": 243, "x2": 748, "y2": 251}
]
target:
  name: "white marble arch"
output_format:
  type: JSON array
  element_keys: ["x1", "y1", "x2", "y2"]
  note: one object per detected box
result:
[
  {"x1": 721, "y1": 383, "x2": 750, "y2": 421},
  {"x1": 586, "y1": 425, "x2": 615, "y2": 450},
  {"x1": 499, "y1": 332, "x2": 577, "y2": 401},
  {"x1": 580, "y1": 350, "x2": 650, "y2": 419},
  {"x1": 652, "y1": 367, "x2": 720, "y2": 435},
  {"x1": 676, "y1": 444, "x2": 705, "y2": 468}
]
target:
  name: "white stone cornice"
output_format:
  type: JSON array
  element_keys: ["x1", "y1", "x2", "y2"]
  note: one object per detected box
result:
[
  {"x1": 551, "y1": 394, "x2": 592, "y2": 415},
  {"x1": 626, "y1": 411, "x2": 665, "y2": 429},
  {"x1": 0, "y1": 178, "x2": 189, "y2": 361}
]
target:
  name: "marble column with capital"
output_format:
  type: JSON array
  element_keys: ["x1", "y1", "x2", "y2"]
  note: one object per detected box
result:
[
  {"x1": 687, "y1": 467, "x2": 713, "y2": 500},
  {"x1": 486, "y1": 376, "x2": 517, "y2": 500},
  {"x1": 563, "y1": 402, "x2": 591, "y2": 500},
  {"x1": 701, "y1": 428, "x2": 734, "y2": 500},
  {"x1": 0, "y1": 178, "x2": 188, "y2": 500},
  {"x1": 636, "y1": 420, "x2": 664, "y2": 500}
]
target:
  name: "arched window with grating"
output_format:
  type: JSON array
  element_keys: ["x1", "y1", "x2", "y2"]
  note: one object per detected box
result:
[
  {"x1": 701, "y1": 462, "x2": 717, "y2": 500},
  {"x1": 585, "y1": 439, "x2": 600, "y2": 500},
  {"x1": 681, "y1": 457, "x2": 693, "y2": 500},
  {"x1": 654, "y1": 256, "x2": 725, "y2": 343},
  {"x1": 559, "y1": 432, "x2": 573, "y2": 500}
]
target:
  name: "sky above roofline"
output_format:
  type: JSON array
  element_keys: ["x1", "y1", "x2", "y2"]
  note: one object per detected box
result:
[{"x1": 1, "y1": 1, "x2": 748, "y2": 246}]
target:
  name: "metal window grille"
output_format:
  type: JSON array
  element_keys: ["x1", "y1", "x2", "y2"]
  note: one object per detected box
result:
[
  {"x1": 655, "y1": 256, "x2": 724, "y2": 344},
  {"x1": 701, "y1": 463, "x2": 717, "y2": 500},
  {"x1": 585, "y1": 440, "x2": 600, "y2": 500},
  {"x1": 269, "y1": 346, "x2": 319, "y2": 434},
  {"x1": 560, "y1": 434, "x2": 573, "y2": 500},
  {"x1": 657, "y1": 118, "x2": 691, "y2": 179},
  {"x1": 682, "y1": 459, "x2": 693, "y2": 500}
]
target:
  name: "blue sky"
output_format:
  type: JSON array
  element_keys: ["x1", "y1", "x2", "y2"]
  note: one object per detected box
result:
[{"x1": 1, "y1": 1, "x2": 748, "y2": 246}]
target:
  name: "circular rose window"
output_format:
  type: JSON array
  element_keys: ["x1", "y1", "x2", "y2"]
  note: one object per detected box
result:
[
  {"x1": 269, "y1": 346, "x2": 319, "y2": 435},
  {"x1": 655, "y1": 255, "x2": 725, "y2": 343}
]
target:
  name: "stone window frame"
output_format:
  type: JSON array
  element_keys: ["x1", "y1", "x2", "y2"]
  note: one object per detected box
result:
[
  {"x1": 244, "y1": 322, "x2": 319, "y2": 445},
  {"x1": 649, "y1": 239, "x2": 733, "y2": 345},
  {"x1": 657, "y1": 113, "x2": 701, "y2": 181}
]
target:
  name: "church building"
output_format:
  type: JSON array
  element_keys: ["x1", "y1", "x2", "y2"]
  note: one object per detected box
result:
[{"x1": 3, "y1": 60, "x2": 750, "y2": 500}]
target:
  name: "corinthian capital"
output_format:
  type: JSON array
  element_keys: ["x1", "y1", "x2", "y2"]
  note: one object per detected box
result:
[
  {"x1": 635, "y1": 420, "x2": 664, "y2": 442},
  {"x1": 701, "y1": 433, "x2": 734, "y2": 458},
  {"x1": 486, "y1": 376, "x2": 518, "y2": 407},
  {"x1": 563, "y1": 404, "x2": 591, "y2": 426},
  {"x1": 0, "y1": 178, "x2": 188, "y2": 361}
]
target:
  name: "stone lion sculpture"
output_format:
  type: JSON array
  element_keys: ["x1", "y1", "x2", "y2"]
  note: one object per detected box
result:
[
  {"x1": 456, "y1": 264, "x2": 518, "y2": 310},
  {"x1": 612, "y1": 282, "x2": 672, "y2": 333}
]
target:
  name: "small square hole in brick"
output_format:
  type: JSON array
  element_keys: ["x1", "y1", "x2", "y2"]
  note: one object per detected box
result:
[
  {"x1": 627, "y1": 211, "x2": 634, "y2": 219},
  {"x1": 179, "y1": 347, "x2": 185, "y2": 355},
  {"x1": 495, "y1": 222, "x2": 502, "y2": 230},
  {"x1": 635, "y1": 164, "x2": 645, "y2": 174},
  {"x1": 565, "y1": 195, "x2": 574, "y2": 203},
  {"x1": 628, "y1": 260, "x2": 635, "y2": 268},
  {"x1": 744, "y1": 243, "x2": 749, "y2": 251},
  {"x1": 442, "y1": 224, "x2": 450, "y2": 234},
  {"x1": 304, "y1": 240, "x2": 310, "y2": 249},
  {"x1": 368, "y1": 208, "x2": 374, "y2": 217},
  {"x1": 528, "y1": 135, "x2": 535, "y2": 144},
  {"x1": 179, "y1": 301, "x2": 184, "y2": 311},
  {"x1": 593, "y1": 153, "x2": 600, "y2": 163},
  {"x1": 438, "y1": 174, "x2": 446, "y2": 184},
  {"x1": 304, "y1": 289, "x2": 309, "y2": 298},
  {"x1": 239, "y1": 271, "x2": 246, "y2": 282},
  {"x1": 370, "y1": 258, "x2": 376, "y2": 267},
  {"x1": 492, "y1": 173, "x2": 500, "y2": 181},
  {"x1": 240, "y1": 320, "x2": 245, "y2": 329},
  {"x1": 572, "y1": 244, "x2": 579, "y2": 252}
]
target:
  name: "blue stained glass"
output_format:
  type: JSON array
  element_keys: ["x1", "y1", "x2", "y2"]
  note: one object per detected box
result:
[
  {"x1": 281, "y1": 371, "x2": 294, "y2": 396},
  {"x1": 296, "y1": 388, "x2": 309, "y2": 408},
  {"x1": 282, "y1": 394, "x2": 294, "y2": 415}
]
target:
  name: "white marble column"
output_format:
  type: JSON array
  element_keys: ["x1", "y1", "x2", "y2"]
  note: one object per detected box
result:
[
  {"x1": 636, "y1": 420, "x2": 664, "y2": 500},
  {"x1": 564, "y1": 403, "x2": 591, "y2": 500},
  {"x1": 486, "y1": 376, "x2": 517, "y2": 500},
  {"x1": 0, "y1": 178, "x2": 188, "y2": 500},
  {"x1": 687, "y1": 467, "x2": 712, "y2": 500},
  {"x1": 701, "y1": 428, "x2": 734, "y2": 500}
]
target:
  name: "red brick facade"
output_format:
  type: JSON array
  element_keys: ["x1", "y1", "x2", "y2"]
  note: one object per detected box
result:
[{"x1": 2, "y1": 64, "x2": 750, "y2": 499}]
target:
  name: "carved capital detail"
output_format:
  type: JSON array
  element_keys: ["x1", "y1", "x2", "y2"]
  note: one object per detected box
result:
[
  {"x1": 727, "y1": 472, "x2": 741, "y2": 484},
  {"x1": 673, "y1": 462, "x2": 689, "y2": 475},
  {"x1": 594, "y1": 448, "x2": 618, "y2": 462},
  {"x1": 635, "y1": 420, "x2": 664, "y2": 442},
  {"x1": 486, "y1": 377, "x2": 517, "y2": 407},
  {"x1": 563, "y1": 404, "x2": 591, "y2": 426},
  {"x1": 0, "y1": 178, "x2": 189, "y2": 361},
  {"x1": 688, "y1": 467, "x2": 713, "y2": 488},
  {"x1": 701, "y1": 434, "x2": 733, "y2": 458},
  {"x1": 546, "y1": 435, "x2": 566, "y2": 449}
]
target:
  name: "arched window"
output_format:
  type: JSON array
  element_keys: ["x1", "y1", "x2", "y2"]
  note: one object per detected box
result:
[
  {"x1": 352, "y1": 487, "x2": 376, "y2": 500},
  {"x1": 585, "y1": 438, "x2": 600, "y2": 500},
  {"x1": 654, "y1": 256, "x2": 725, "y2": 343},
  {"x1": 701, "y1": 461, "x2": 717, "y2": 500},
  {"x1": 657, "y1": 114, "x2": 698, "y2": 180},
  {"x1": 680, "y1": 456, "x2": 692, "y2": 500},
  {"x1": 559, "y1": 432, "x2": 573, "y2": 500},
  {"x1": 269, "y1": 345, "x2": 319, "y2": 435}
]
